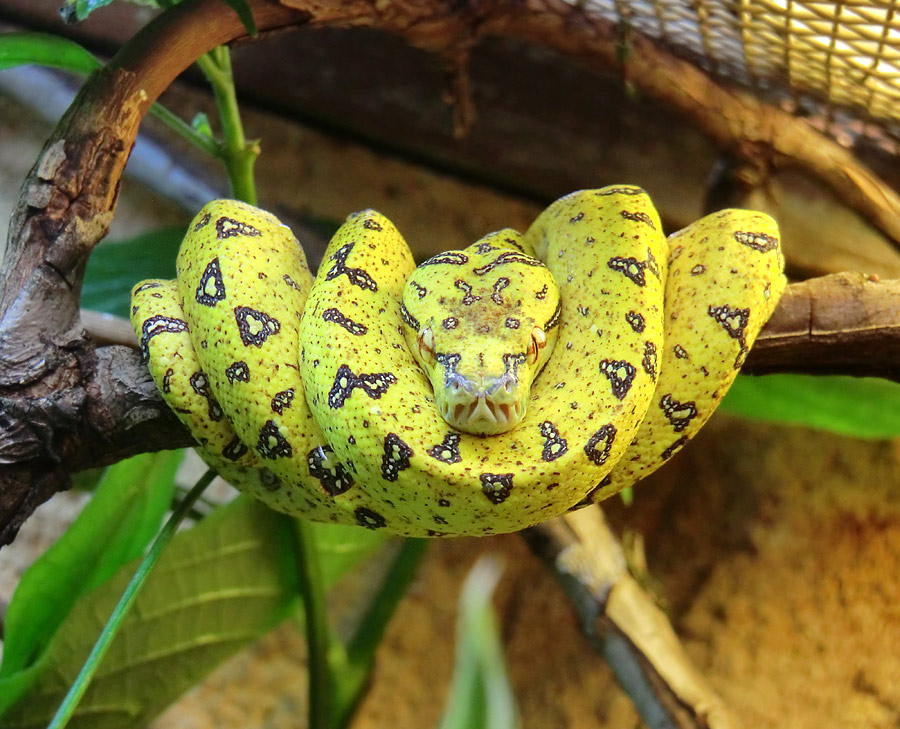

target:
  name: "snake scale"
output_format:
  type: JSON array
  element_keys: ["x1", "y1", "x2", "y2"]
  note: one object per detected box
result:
[{"x1": 131, "y1": 186, "x2": 785, "y2": 537}]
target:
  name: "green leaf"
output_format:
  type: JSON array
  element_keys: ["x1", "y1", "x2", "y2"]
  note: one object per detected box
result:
[
  {"x1": 438, "y1": 557, "x2": 520, "y2": 729},
  {"x1": 720, "y1": 374, "x2": 900, "y2": 439},
  {"x1": 82, "y1": 226, "x2": 185, "y2": 318},
  {"x1": 0, "y1": 452, "x2": 181, "y2": 682},
  {"x1": 0, "y1": 32, "x2": 100, "y2": 73},
  {"x1": 190, "y1": 111, "x2": 214, "y2": 139},
  {"x1": 0, "y1": 498, "x2": 297, "y2": 728},
  {"x1": 60, "y1": 0, "x2": 160, "y2": 22},
  {"x1": 219, "y1": 0, "x2": 257, "y2": 37}
]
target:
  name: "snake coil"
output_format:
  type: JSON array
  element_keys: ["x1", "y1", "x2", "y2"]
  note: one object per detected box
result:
[{"x1": 131, "y1": 186, "x2": 785, "y2": 536}]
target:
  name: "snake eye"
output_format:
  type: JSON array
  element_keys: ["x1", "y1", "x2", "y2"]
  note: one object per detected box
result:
[
  {"x1": 527, "y1": 327, "x2": 547, "y2": 364},
  {"x1": 417, "y1": 327, "x2": 436, "y2": 365}
]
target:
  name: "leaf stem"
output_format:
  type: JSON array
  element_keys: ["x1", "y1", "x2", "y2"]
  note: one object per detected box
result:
[
  {"x1": 331, "y1": 538, "x2": 428, "y2": 728},
  {"x1": 46, "y1": 468, "x2": 217, "y2": 729},
  {"x1": 196, "y1": 47, "x2": 259, "y2": 204},
  {"x1": 292, "y1": 519, "x2": 335, "y2": 729}
]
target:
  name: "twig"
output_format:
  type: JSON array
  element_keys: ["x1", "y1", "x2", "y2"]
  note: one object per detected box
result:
[{"x1": 522, "y1": 506, "x2": 737, "y2": 729}]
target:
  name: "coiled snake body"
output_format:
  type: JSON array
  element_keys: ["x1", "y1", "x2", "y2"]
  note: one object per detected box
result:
[{"x1": 131, "y1": 187, "x2": 784, "y2": 536}]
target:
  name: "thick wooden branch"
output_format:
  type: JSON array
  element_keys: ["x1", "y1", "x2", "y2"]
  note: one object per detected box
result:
[{"x1": 524, "y1": 507, "x2": 737, "y2": 729}]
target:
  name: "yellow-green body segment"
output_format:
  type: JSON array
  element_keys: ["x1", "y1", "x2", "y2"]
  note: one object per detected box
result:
[{"x1": 131, "y1": 187, "x2": 785, "y2": 536}]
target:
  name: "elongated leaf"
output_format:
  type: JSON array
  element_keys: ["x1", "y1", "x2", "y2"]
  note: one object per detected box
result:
[
  {"x1": 0, "y1": 498, "x2": 297, "y2": 728},
  {"x1": 82, "y1": 227, "x2": 185, "y2": 318},
  {"x1": 0, "y1": 33, "x2": 100, "y2": 73},
  {"x1": 720, "y1": 374, "x2": 900, "y2": 439},
  {"x1": 0, "y1": 451, "x2": 181, "y2": 681},
  {"x1": 438, "y1": 557, "x2": 520, "y2": 729},
  {"x1": 61, "y1": 0, "x2": 159, "y2": 22},
  {"x1": 220, "y1": 0, "x2": 257, "y2": 37}
]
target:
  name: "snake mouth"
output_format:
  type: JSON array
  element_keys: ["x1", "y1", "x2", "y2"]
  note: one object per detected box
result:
[{"x1": 441, "y1": 395, "x2": 524, "y2": 435}]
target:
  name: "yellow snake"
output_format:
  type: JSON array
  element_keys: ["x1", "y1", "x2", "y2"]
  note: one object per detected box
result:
[{"x1": 130, "y1": 187, "x2": 785, "y2": 537}]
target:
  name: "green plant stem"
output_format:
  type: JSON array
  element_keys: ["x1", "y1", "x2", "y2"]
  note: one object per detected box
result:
[
  {"x1": 292, "y1": 519, "x2": 335, "y2": 729},
  {"x1": 148, "y1": 102, "x2": 220, "y2": 159},
  {"x1": 330, "y1": 538, "x2": 428, "y2": 728},
  {"x1": 196, "y1": 47, "x2": 259, "y2": 204},
  {"x1": 47, "y1": 468, "x2": 217, "y2": 729}
]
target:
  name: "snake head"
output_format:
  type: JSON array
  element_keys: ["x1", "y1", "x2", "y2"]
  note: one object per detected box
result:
[{"x1": 401, "y1": 230, "x2": 561, "y2": 435}]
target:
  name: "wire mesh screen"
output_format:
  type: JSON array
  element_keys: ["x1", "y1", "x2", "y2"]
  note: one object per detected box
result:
[{"x1": 585, "y1": 0, "x2": 900, "y2": 133}]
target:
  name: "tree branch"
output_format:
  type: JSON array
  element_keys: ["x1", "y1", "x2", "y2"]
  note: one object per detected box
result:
[{"x1": 523, "y1": 507, "x2": 737, "y2": 729}]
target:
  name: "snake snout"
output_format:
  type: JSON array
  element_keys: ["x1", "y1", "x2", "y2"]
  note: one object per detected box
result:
[{"x1": 440, "y1": 373, "x2": 525, "y2": 435}]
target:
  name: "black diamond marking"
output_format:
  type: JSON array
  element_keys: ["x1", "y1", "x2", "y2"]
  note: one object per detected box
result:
[
  {"x1": 216, "y1": 216, "x2": 261, "y2": 239},
  {"x1": 596, "y1": 186, "x2": 645, "y2": 196},
  {"x1": 502, "y1": 352, "x2": 526, "y2": 382},
  {"x1": 735, "y1": 230, "x2": 778, "y2": 252},
  {"x1": 308, "y1": 445, "x2": 354, "y2": 495},
  {"x1": 584, "y1": 424, "x2": 616, "y2": 465},
  {"x1": 399, "y1": 303, "x2": 419, "y2": 330},
  {"x1": 328, "y1": 364, "x2": 397, "y2": 408},
  {"x1": 363, "y1": 217, "x2": 383, "y2": 231},
  {"x1": 540, "y1": 421, "x2": 568, "y2": 462},
  {"x1": 283, "y1": 274, "x2": 302, "y2": 291},
  {"x1": 225, "y1": 360, "x2": 250, "y2": 383},
  {"x1": 661, "y1": 435, "x2": 689, "y2": 461},
  {"x1": 608, "y1": 256, "x2": 647, "y2": 286},
  {"x1": 195, "y1": 258, "x2": 226, "y2": 307},
  {"x1": 492, "y1": 277, "x2": 510, "y2": 304},
  {"x1": 427, "y1": 432, "x2": 462, "y2": 464},
  {"x1": 257, "y1": 420, "x2": 292, "y2": 458},
  {"x1": 626, "y1": 311, "x2": 645, "y2": 333},
  {"x1": 545, "y1": 300, "x2": 562, "y2": 330},
  {"x1": 442, "y1": 317, "x2": 458, "y2": 330},
  {"x1": 410, "y1": 281, "x2": 427, "y2": 299},
  {"x1": 454, "y1": 279, "x2": 480, "y2": 305},
  {"x1": 420, "y1": 251, "x2": 469, "y2": 266},
  {"x1": 189, "y1": 371, "x2": 223, "y2": 421},
  {"x1": 691, "y1": 264, "x2": 706, "y2": 275},
  {"x1": 259, "y1": 468, "x2": 281, "y2": 491},
  {"x1": 659, "y1": 394, "x2": 698, "y2": 432},
  {"x1": 222, "y1": 436, "x2": 248, "y2": 461},
  {"x1": 642, "y1": 341, "x2": 658, "y2": 379},
  {"x1": 620, "y1": 210, "x2": 656, "y2": 229},
  {"x1": 323, "y1": 307, "x2": 368, "y2": 336},
  {"x1": 162, "y1": 368, "x2": 173, "y2": 393},
  {"x1": 505, "y1": 317, "x2": 520, "y2": 329},
  {"x1": 536, "y1": 284, "x2": 548, "y2": 300},
  {"x1": 326, "y1": 242, "x2": 378, "y2": 291},
  {"x1": 437, "y1": 353, "x2": 461, "y2": 387},
  {"x1": 473, "y1": 251, "x2": 542, "y2": 275},
  {"x1": 673, "y1": 345, "x2": 688, "y2": 359},
  {"x1": 381, "y1": 433, "x2": 413, "y2": 482},
  {"x1": 355, "y1": 507, "x2": 386, "y2": 529},
  {"x1": 569, "y1": 212, "x2": 584, "y2": 223},
  {"x1": 708, "y1": 304, "x2": 750, "y2": 342},
  {"x1": 271, "y1": 388, "x2": 295, "y2": 414},
  {"x1": 480, "y1": 473, "x2": 513, "y2": 505},
  {"x1": 476, "y1": 242, "x2": 496, "y2": 254},
  {"x1": 193, "y1": 212, "x2": 211, "y2": 231},
  {"x1": 234, "y1": 306, "x2": 280, "y2": 347},
  {"x1": 133, "y1": 281, "x2": 162, "y2": 294},
  {"x1": 645, "y1": 248, "x2": 660, "y2": 278},
  {"x1": 140, "y1": 315, "x2": 188, "y2": 361},
  {"x1": 598, "y1": 359, "x2": 637, "y2": 400}
]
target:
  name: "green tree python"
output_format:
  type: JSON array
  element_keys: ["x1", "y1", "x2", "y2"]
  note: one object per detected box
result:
[{"x1": 131, "y1": 186, "x2": 784, "y2": 536}]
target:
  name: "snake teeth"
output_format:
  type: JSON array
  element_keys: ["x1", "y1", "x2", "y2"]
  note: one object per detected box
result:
[{"x1": 442, "y1": 391, "x2": 524, "y2": 435}]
